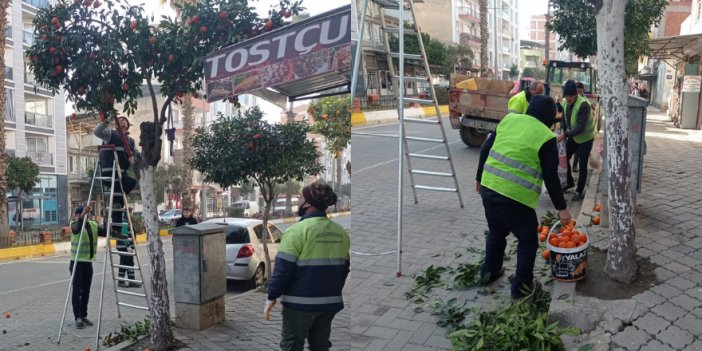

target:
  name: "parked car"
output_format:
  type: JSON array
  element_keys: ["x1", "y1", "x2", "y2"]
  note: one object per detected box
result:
[
  {"x1": 158, "y1": 209, "x2": 182, "y2": 225},
  {"x1": 202, "y1": 217, "x2": 284, "y2": 288},
  {"x1": 273, "y1": 197, "x2": 299, "y2": 216},
  {"x1": 231, "y1": 200, "x2": 260, "y2": 217}
]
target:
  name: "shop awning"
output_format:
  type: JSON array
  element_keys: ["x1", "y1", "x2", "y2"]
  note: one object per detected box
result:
[{"x1": 648, "y1": 33, "x2": 702, "y2": 62}]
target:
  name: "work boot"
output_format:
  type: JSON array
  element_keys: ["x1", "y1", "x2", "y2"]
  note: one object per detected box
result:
[
  {"x1": 118, "y1": 281, "x2": 128, "y2": 288},
  {"x1": 572, "y1": 191, "x2": 584, "y2": 201},
  {"x1": 75, "y1": 319, "x2": 85, "y2": 329},
  {"x1": 511, "y1": 280, "x2": 542, "y2": 299},
  {"x1": 128, "y1": 281, "x2": 142, "y2": 288},
  {"x1": 81, "y1": 317, "x2": 94, "y2": 327},
  {"x1": 480, "y1": 267, "x2": 506, "y2": 285}
]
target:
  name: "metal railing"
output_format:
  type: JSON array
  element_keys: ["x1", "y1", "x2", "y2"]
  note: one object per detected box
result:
[
  {"x1": 0, "y1": 229, "x2": 65, "y2": 248},
  {"x1": 27, "y1": 150, "x2": 54, "y2": 166},
  {"x1": 22, "y1": 0, "x2": 49, "y2": 8},
  {"x1": 25, "y1": 112, "x2": 53, "y2": 128},
  {"x1": 22, "y1": 30, "x2": 33, "y2": 45}
]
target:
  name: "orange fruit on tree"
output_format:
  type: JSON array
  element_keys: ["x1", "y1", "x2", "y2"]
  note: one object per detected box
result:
[
  {"x1": 566, "y1": 241, "x2": 576, "y2": 249},
  {"x1": 539, "y1": 234, "x2": 547, "y2": 242},
  {"x1": 593, "y1": 216, "x2": 601, "y2": 225},
  {"x1": 594, "y1": 203, "x2": 601, "y2": 212},
  {"x1": 543, "y1": 249, "x2": 550, "y2": 260}
]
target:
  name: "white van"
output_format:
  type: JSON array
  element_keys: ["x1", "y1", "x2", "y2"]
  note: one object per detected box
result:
[
  {"x1": 274, "y1": 197, "x2": 299, "y2": 216},
  {"x1": 232, "y1": 200, "x2": 260, "y2": 217}
]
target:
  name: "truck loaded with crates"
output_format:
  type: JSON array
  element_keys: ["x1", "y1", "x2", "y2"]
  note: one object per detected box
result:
[{"x1": 448, "y1": 60, "x2": 601, "y2": 147}]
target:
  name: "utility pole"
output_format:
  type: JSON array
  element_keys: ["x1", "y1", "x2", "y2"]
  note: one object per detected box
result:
[{"x1": 544, "y1": 0, "x2": 551, "y2": 63}]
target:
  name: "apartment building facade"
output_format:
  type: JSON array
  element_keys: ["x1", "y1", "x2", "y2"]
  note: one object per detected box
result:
[{"x1": 5, "y1": 0, "x2": 69, "y2": 228}]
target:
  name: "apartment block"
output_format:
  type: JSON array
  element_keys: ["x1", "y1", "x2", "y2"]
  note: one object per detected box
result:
[{"x1": 5, "y1": 0, "x2": 69, "y2": 228}]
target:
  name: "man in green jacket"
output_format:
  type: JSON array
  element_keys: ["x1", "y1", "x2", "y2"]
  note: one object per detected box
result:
[
  {"x1": 558, "y1": 80, "x2": 595, "y2": 200},
  {"x1": 69, "y1": 205, "x2": 106, "y2": 329},
  {"x1": 265, "y1": 183, "x2": 350, "y2": 351},
  {"x1": 508, "y1": 80, "x2": 545, "y2": 114}
]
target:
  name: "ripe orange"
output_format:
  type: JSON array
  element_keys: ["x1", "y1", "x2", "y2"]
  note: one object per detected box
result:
[
  {"x1": 537, "y1": 225, "x2": 542, "y2": 233},
  {"x1": 549, "y1": 237, "x2": 559, "y2": 247},
  {"x1": 593, "y1": 216, "x2": 601, "y2": 225},
  {"x1": 594, "y1": 203, "x2": 601, "y2": 212},
  {"x1": 85, "y1": 347, "x2": 91, "y2": 351},
  {"x1": 558, "y1": 242, "x2": 567, "y2": 248},
  {"x1": 4, "y1": 312, "x2": 10, "y2": 318},
  {"x1": 580, "y1": 235, "x2": 588, "y2": 244},
  {"x1": 571, "y1": 234, "x2": 581, "y2": 244},
  {"x1": 539, "y1": 234, "x2": 547, "y2": 242},
  {"x1": 543, "y1": 249, "x2": 550, "y2": 260},
  {"x1": 566, "y1": 241, "x2": 576, "y2": 249}
]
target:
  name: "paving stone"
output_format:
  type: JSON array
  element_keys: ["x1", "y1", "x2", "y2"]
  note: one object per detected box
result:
[
  {"x1": 611, "y1": 326, "x2": 651, "y2": 350},
  {"x1": 639, "y1": 339, "x2": 676, "y2": 351},
  {"x1": 656, "y1": 325, "x2": 694, "y2": 350},
  {"x1": 633, "y1": 313, "x2": 669, "y2": 335},
  {"x1": 667, "y1": 277, "x2": 697, "y2": 291},
  {"x1": 652, "y1": 302, "x2": 686, "y2": 322},
  {"x1": 651, "y1": 284, "x2": 683, "y2": 299},
  {"x1": 669, "y1": 293, "x2": 700, "y2": 311},
  {"x1": 600, "y1": 318, "x2": 624, "y2": 334},
  {"x1": 663, "y1": 261, "x2": 691, "y2": 274},
  {"x1": 673, "y1": 313, "x2": 702, "y2": 335},
  {"x1": 633, "y1": 291, "x2": 665, "y2": 308},
  {"x1": 654, "y1": 267, "x2": 677, "y2": 282}
]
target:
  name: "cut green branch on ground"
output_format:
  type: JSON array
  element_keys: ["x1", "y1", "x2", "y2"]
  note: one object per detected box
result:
[
  {"x1": 405, "y1": 265, "x2": 449, "y2": 303},
  {"x1": 430, "y1": 298, "x2": 471, "y2": 334},
  {"x1": 103, "y1": 318, "x2": 151, "y2": 347}
]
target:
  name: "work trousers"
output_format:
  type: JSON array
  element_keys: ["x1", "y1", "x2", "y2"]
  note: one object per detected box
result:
[
  {"x1": 280, "y1": 306, "x2": 337, "y2": 351},
  {"x1": 566, "y1": 138, "x2": 594, "y2": 193},
  {"x1": 69, "y1": 261, "x2": 93, "y2": 320}
]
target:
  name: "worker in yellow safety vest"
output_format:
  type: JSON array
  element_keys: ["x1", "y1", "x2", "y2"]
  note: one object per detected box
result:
[
  {"x1": 476, "y1": 95, "x2": 572, "y2": 299},
  {"x1": 557, "y1": 80, "x2": 596, "y2": 201},
  {"x1": 507, "y1": 81, "x2": 545, "y2": 114}
]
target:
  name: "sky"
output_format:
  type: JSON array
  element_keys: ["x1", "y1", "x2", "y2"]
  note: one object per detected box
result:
[{"x1": 518, "y1": 0, "x2": 549, "y2": 40}]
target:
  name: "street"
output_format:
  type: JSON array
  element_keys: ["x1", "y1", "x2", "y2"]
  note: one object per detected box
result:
[{"x1": 0, "y1": 216, "x2": 350, "y2": 351}]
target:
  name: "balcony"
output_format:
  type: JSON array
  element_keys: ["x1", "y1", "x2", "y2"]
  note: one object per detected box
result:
[
  {"x1": 4, "y1": 67, "x2": 12, "y2": 80},
  {"x1": 458, "y1": 7, "x2": 480, "y2": 23},
  {"x1": 459, "y1": 33, "x2": 481, "y2": 47},
  {"x1": 25, "y1": 112, "x2": 53, "y2": 128},
  {"x1": 22, "y1": 30, "x2": 33, "y2": 45},
  {"x1": 22, "y1": 0, "x2": 49, "y2": 8},
  {"x1": 27, "y1": 151, "x2": 53, "y2": 166}
]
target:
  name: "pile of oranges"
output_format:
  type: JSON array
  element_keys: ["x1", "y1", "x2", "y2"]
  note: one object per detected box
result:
[
  {"x1": 592, "y1": 203, "x2": 601, "y2": 225},
  {"x1": 538, "y1": 220, "x2": 589, "y2": 260}
]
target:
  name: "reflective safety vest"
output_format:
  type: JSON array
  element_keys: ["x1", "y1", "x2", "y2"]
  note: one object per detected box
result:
[
  {"x1": 507, "y1": 91, "x2": 528, "y2": 114},
  {"x1": 70, "y1": 220, "x2": 99, "y2": 262},
  {"x1": 561, "y1": 95, "x2": 595, "y2": 144},
  {"x1": 481, "y1": 113, "x2": 555, "y2": 209}
]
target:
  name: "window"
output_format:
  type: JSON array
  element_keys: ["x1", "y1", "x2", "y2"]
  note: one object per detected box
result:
[
  {"x1": 25, "y1": 99, "x2": 48, "y2": 114},
  {"x1": 698, "y1": 0, "x2": 702, "y2": 22},
  {"x1": 4, "y1": 90, "x2": 13, "y2": 122},
  {"x1": 226, "y1": 225, "x2": 250, "y2": 244},
  {"x1": 26, "y1": 137, "x2": 48, "y2": 152},
  {"x1": 268, "y1": 224, "x2": 283, "y2": 243},
  {"x1": 253, "y1": 224, "x2": 270, "y2": 243},
  {"x1": 68, "y1": 156, "x2": 76, "y2": 173}
]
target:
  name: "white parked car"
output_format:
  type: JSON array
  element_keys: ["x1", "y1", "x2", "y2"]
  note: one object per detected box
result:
[
  {"x1": 158, "y1": 209, "x2": 182, "y2": 225},
  {"x1": 231, "y1": 200, "x2": 260, "y2": 217},
  {"x1": 273, "y1": 197, "x2": 299, "y2": 216},
  {"x1": 202, "y1": 217, "x2": 284, "y2": 288}
]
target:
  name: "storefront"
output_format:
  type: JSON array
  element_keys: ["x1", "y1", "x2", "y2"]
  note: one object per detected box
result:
[{"x1": 8, "y1": 174, "x2": 69, "y2": 229}]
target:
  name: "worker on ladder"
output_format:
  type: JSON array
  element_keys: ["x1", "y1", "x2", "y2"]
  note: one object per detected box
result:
[
  {"x1": 93, "y1": 116, "x2": 139, "y2": 236},
  {"x1": 507, "y1": 81, "x2": 545, "y2": 114}
]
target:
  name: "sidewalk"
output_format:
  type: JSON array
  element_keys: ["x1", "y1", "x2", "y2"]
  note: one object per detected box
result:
[{"x1": 558, "y1": 108, "x2": 702, "y2": 350}]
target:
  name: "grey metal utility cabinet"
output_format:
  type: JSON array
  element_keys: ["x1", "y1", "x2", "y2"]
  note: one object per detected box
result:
[{"x1": 170, "y1": 223, "x2": 227, "y2": 330}]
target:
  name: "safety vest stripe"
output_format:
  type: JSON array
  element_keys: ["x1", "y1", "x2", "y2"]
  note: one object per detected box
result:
[
  {"x1": 277, "y1": 251, "x2": 298, "y2": 263},
  {"x1": 488, "y1": 150, "x2": 540, "y2": 179},
  {"x1": 507, "y1": 109, "x2": 521, "y2": 114},
  {"x1": 483, "y1": 164, "x2": 541, "y2": 193},
  {"x1": 296, "y1": 258, "x2": 347, "y2": 267},
  {"x1": 280, "y1": 295, "x2": 343, "y2": 304}
]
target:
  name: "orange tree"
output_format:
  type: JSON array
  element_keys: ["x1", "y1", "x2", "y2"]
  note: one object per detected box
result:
[
  {"x1": 190, "y1": 107, "x2": 323, "y2": 279},
  {"x1": 26, "y1": 0, "x2": 301, "y2": 348},
  {"x1": 308, "y1": 95, "x2": 351, "y2": 193}
]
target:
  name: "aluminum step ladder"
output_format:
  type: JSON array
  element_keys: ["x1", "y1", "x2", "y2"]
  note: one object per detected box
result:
[
  {"x1": 357, "y1": 0, "x2": 464, "y2": 208},
  {"x1": 58, "y1": 144, "x2": 150, "y2": 350}
]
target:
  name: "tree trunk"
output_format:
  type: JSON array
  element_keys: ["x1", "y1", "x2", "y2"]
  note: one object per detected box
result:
[
  {"x1": 592, "y1": 0, "x2": 637, "y2": 284},
  {"x1": 478, "y1": 0, "x2": 489, "y2": 77},
  {"x1": 261, "y1": 199, "x2": 273, "y2": 279},
  {"x1": 141, "y1": 166, "x2": 174, "y2": 349},
  {"x1": 181, "y1": 95, "x2": 194, "y2": 208},
  {"x1": 335, "y1": 155, "x2": 342, "y2": 196},
  {"x1": 0, "y1": 1, "x2": 9, "y2": 236}
]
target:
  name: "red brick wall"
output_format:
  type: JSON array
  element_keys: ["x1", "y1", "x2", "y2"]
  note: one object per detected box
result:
[{"x1": 665, "y1": 11, "x2": 692, "y2": 36}]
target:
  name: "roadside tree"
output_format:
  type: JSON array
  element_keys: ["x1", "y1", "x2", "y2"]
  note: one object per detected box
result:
[
  {"x1": 6, "y1": 157, "x2": 40, "y2": 230},
  {"x1": 0, "y1": 0, "x2": 10, "y2": 236},
  {"x1": 308, "y1": 95, "x2": 351, "y2": 195},
  {"x1": 190, "y1": 107, "x2": 323, "y2": 279},
  {"x1": 27, "y1": 0, "x2": 300, "y2": 348}
]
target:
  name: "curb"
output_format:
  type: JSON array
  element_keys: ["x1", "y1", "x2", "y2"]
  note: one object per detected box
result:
[
  {"x1": 0, "y1": 229, "x2": 172, "y2": 262},
  {"x1": 352, "y1": 105, "x2": 449, "y2": 127}
]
